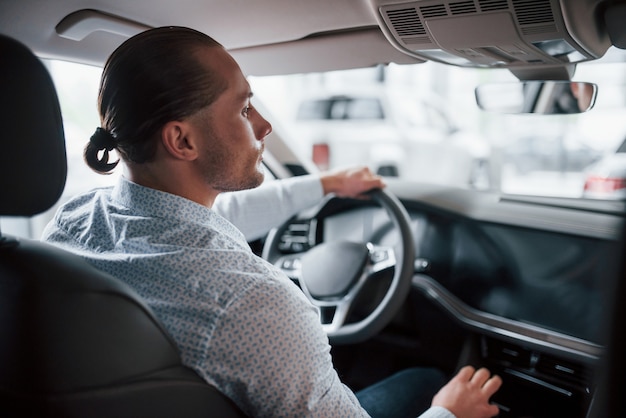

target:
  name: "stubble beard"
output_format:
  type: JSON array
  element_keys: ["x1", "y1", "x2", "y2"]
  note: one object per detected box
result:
[{"x1": 202, "y1": 147, "x2": 265, "y2": 193}]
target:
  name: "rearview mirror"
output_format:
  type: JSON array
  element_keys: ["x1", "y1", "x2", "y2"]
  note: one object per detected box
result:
[{"x1": 475, "y1": 81, "x2": 597, "y2": 114}]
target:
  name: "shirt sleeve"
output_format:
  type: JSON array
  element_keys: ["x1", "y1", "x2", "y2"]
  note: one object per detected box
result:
[
  {"x1": 419, "y1": 406, "x2": 457, "y2": 418},
  {"x1": 213, "y1": 175, "x2": 324, "y2": 241},
  {"x1": 199, "y1": 275, "x2": 370, "y2": 418}
]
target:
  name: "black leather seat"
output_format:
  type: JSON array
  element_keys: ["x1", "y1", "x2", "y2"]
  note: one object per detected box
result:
[{"x1": 0, "y1": 34, "x2": 246, "y2": 418}]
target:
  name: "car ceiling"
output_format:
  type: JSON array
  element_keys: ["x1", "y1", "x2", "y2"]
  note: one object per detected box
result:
[{"x1": 0, "y1": 0, "x2": 624, "y2": 78}]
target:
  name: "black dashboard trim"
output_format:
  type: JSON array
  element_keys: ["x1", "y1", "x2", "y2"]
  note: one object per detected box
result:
[{"x1": 412, "y1": 274, "x2": 603, "y2": 363}]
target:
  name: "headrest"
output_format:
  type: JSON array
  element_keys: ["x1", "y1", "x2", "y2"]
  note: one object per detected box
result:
[{"x1": 0, "y1": 35, "x2": 67, "y2": 216}]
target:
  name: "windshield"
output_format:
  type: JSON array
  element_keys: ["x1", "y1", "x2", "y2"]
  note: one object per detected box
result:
[
  {"x1": 48, "y1": 50, "x2": 626, "y2": 200},
  {"x1": 250, "y1": 47, "x2": 626, "y2": 199}
]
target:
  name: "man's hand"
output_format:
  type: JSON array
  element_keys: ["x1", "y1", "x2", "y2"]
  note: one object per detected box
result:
[
  {"x1": 320, "y1": 166, "x2": 385, "y2": 198},
  {"x1": 432, "y1": 366, "x2": 502, "y2": 418}
]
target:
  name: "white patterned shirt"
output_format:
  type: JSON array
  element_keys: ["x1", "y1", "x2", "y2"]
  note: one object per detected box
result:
[
  {"x1": 41, "y1": 175, "x2": 367, "y2": 417},
  {"x1": 42, "y1": 176, "x2": 454, "y2": 418}
]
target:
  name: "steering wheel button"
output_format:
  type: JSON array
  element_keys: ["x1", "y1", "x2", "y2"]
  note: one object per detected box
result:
[
  {"x1": 282, "y1": 258, "x2": 301, "y2": 270},
  {"x1": 371, "y1": 250, "x2": 388, "y2": 263}
]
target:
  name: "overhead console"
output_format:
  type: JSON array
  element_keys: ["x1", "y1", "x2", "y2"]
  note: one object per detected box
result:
[{"x1": 371, "y1": 0, "x2": 612, "y2": 71}]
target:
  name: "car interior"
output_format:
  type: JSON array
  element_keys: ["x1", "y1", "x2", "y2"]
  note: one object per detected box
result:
[{"x1": 1, "y1": 1, "x2": 626, "y2": 417}]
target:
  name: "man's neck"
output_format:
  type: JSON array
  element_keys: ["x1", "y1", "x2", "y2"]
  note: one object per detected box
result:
[{"x1": 124, "y1": 163, "x2": 218, "y2": 208}]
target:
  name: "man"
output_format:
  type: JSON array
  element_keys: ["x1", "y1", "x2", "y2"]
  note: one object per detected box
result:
[{"x1": 43, "y1": 26, "x2": 501, "y2": 418}]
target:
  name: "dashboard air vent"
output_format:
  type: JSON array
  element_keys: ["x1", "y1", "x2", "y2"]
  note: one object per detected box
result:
[
  {"x1": 535, "y1": 354, "x2": 594, "y2": 388},
  {"x1": 278, "y1": 220, "x2": 315, "y2": 253},
  {"x1": 485, "y1": 339, "x2": 534, "y2": 369}
]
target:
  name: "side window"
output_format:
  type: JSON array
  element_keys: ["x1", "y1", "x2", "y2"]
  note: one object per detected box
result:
[{"x1": 48, "y1": 60, "x2": 117, "y2": 197}]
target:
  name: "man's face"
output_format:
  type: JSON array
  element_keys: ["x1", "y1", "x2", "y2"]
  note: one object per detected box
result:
[{"x1": 189, "y1": 47, "x2": 272, "y2": 193}]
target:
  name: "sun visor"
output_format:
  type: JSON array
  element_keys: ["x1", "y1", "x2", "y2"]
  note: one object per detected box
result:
[{"x1": 56, "y1": 9, "x2": 150, "y2": 41}]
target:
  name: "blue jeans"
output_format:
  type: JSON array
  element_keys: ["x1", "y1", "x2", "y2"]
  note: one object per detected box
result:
[{"x1": 356, "y1": 367, "x2": 447, "y2": 418}]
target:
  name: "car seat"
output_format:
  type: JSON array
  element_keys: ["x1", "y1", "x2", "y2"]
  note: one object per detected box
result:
[{"x1": 0, "y1": 34, "x2": 246, "y2": 418}]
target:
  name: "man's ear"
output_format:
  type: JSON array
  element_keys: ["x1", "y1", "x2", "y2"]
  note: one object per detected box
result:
[{"x1": 160, "y1": 120, "x2": 198, "y2": 161}]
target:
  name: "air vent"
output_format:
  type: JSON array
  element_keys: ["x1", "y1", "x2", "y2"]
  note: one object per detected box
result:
[
  {"x1": 478, "y1": 0, "x2": 508, "y2": 12},
  {"x1": 522, "y1": 24, "x2": 557, "y2": 35},
  {"x1": 449, "y1": 1, "x2": 476, "y2": 15},
  {"x1": 403, "y1": 36, "x2": 432, "y2": 44},
  {"x1": 485, "y1": 339, "x2": 534, "y2": 369},
  {"x1": 484, "y1": 338, "x2": 595, "y2": 390},
  {"x1": 420, "y1": 4, "x2": 448, "y2": 18},
  {"x1": 385, "y1": 8, "x2": 427, "y2": 37},
  {"x1": 535, "y1": 354, "x2": 594, "y2": 388},
  {"x1": 512, "y1": 0, "x2": 554, "y2": 25},
  {"x1": 278, "y1": 220, "x2": 314, "y2": 253}
]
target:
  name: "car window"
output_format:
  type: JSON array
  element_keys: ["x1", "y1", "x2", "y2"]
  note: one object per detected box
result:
[
  {"x1": 345, "y1": 98, "x2": 384, "y2": 119},
  {"x1": 250, "y1": 48, "x2": 626, "y2": 199},
  {"x1": 47, "y1": 60, "x2": 119, "y2": 195},
  {"x1": 43, "y1": 54, "x2": 626, "y2": 203},
  {"x1": 297, "y1": 99, "x2": 333, "y2": 120}
]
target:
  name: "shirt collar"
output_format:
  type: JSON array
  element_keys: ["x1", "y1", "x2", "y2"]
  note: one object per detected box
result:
[
  {"x1": 110, "y1": 176, "x2": 249, "y2": 246},
  {"x1": 111, "y1": 176, "x2": 213, "y2": 223}
]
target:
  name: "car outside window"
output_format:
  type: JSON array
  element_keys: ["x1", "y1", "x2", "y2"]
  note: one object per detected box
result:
[
  {"x1": 297, "y1": 97, "x2": 385, "y2": 120},
  {"x1": 297, "y1": 99, "x2": 331, "y2": 120},
  {"x1": 343, "y1": 98, "x2": 385, "y2": 120}
]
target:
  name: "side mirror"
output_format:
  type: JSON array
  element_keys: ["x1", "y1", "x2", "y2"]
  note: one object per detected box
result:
[{"x1": 475, "y1": 81, "x2": 597, "y2": 114}]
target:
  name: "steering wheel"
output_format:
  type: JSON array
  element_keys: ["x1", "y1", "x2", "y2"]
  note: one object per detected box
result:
[{"x1": 262, "y1": 188, "x2": 415, "y2": 345}]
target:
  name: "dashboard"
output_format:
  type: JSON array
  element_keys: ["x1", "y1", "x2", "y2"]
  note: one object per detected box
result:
[
  {"x1": 317, "y1": 199, "x2": 616, "y2": 347},
  {"x1": 263, "y1": 185, "x2": 625, "y2": 418}
]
